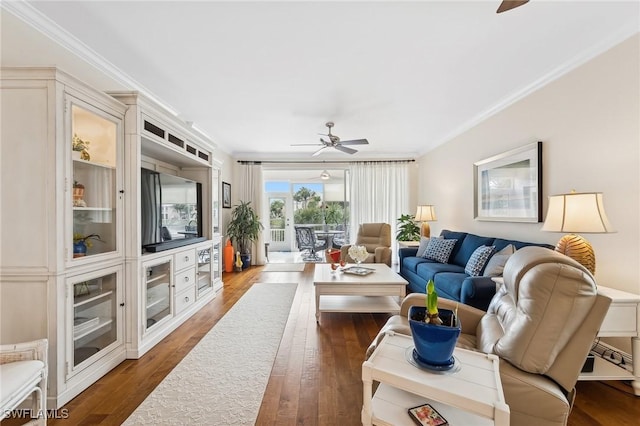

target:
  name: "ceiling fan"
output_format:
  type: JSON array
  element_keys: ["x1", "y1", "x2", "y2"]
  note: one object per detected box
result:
[
  {"x1": 497, "y1": 0, "x2": 529, "y2": 13},
  {"x1": 292, "y1": 122, "x2": 369, "y2": 156}
]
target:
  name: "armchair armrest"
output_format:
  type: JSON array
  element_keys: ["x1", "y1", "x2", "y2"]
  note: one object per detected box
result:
[{"x1": 373, "y1": 247, "x2": 391, "y2": 266}]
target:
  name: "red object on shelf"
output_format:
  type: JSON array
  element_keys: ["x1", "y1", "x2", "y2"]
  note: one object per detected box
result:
[{"x1": 224, "y1": 239, "x2": 234, "y2": 272}]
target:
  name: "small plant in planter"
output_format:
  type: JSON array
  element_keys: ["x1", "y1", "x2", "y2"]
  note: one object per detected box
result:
[
  {"x1": 408, "y1": 279, "x2": 461, "y2": 368},
  {"x1": 73, "y1": 233, "x2": 104, "y2": 258},
  {"x1": 72, "y1": 134, "x2": 91, "y2": 160},
  {"x1": 396, "y1": 214, "x2": 420, "y2": 241}
]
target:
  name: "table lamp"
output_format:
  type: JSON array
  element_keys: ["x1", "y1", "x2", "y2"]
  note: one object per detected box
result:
[
  {"x1": 415, "y1": 205, "x2": 437, "y2": 238},
  {"x1": 541, "y1": 191, "x2": 614, "y2": 275}
]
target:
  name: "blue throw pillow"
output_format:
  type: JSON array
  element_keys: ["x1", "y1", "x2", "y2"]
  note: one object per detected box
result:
[
  {"x1": 464, "y1": 245, "x2": 496, "y2": 277},
  {"x1": 423, "y1": 238, "x2": 457, "y2": 264}
]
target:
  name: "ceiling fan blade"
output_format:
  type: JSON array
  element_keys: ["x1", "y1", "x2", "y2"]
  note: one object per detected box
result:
[
  {"x1": 496, "y1": 0, "x2": 529, "y2": 13},
  {"x1": 334, "y1": 145, "x2": 357, "y2": 155},
  {"x1": 339, "y1": 138, "x2": 369, "y2": 146},
  {"x1": 312, "y1": 146, "x2": 328, "y2": 156},
  {"x1": 291, "y1": 143, "x2": 324, "y2": 146}
]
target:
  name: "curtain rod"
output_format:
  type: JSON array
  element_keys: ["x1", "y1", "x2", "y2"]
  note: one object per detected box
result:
[{"x1": 237, "y1": 159, "x2": 415, "y2": 165}]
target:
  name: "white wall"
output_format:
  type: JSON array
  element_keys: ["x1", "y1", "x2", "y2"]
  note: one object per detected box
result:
[{"x1": 417, "y1": 34, "x2": 639, "y2": 296}]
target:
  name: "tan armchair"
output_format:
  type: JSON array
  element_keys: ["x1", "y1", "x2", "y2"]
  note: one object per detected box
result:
[
  {"x1": 1, "y1": 339, "x2": 48, "y2": 425},
  {"x1": 366, "y1": 246, "x2": 611, "y2": 426},
  {"x1": 340, "y1": 223, "x2": 392, "y2": 266}
]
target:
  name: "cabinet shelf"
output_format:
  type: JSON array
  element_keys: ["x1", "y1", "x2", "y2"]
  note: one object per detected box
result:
[
  {"x1": 73, "y1": 317, "x2": 113, "y2": 341},
  {"x1": 146, "y1": 272, "x2": 170, "y2": 286},
  {"x1": 73, "y1": 207, "x2": 114, "y2": 212},
  {"x1": 74, "y1": 290, "x2": 113, "y2": 308},
  {"x1": 73, "y1": 158, "x2": 115, "y2": 170}
]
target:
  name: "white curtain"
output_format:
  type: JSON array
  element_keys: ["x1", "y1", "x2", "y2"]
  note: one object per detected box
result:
[
  {"x1": 348, "y1": 161, "x2": 410, "y2": 261},
  {"x1": 237, "y1": 162, "x2": 266, "y2": 265}
]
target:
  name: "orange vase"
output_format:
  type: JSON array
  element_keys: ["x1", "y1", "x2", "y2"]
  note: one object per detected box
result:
[{"x1": 224, "y1": 239, "x2": 234, "y2": 273}]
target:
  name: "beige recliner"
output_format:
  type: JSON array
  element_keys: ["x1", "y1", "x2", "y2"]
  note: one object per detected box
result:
[
  {"x1": 367, "y1": 246, "x2": 611, "y2": 426},
  {"x1": 340, "y1": 223, "x2": 392, "y2": 266}
]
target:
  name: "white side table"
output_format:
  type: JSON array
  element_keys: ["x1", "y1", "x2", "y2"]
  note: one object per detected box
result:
[
  {"x1": 579, "y1": 285, "x2": 640, "y2": 395},
  {"x1": 362, "y1": 332, "x2": 509, "y2": 426}
]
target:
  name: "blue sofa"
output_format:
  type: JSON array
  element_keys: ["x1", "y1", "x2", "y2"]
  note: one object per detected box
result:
[{"x1": 399, "y1": 230, "x2": 554, "y2": 311}]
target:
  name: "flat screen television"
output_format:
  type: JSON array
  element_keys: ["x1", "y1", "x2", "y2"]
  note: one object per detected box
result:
[{"x1": 141, "y1": 168, "x2": 204, "y2": 253}]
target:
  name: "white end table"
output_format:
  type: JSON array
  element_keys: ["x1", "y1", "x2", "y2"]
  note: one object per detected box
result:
[
  {"x1": 579, "y1": 285, "x2": 640, "y2": 394},
  {"x1": 362, "y1": 332, "x2": 509, "y2": 426}
]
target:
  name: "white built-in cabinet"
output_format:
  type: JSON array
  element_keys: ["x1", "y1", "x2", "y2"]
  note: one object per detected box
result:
[
  {"x1": 0, "y1": 69, "x2": 223, "y2": 409},
  {"x1": 109, "y1": 91, "x2": 222, "y2": 359},
  {"x1": 0, "y1": 68, "x2": 127, "y2": 408}
]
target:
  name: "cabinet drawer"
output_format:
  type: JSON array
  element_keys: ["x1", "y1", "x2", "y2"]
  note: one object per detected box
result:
[
  {"x1": 599, "y1": 304, "x2": 638, "y2": 336},
  {"x1": 174, "y1": 249, "x2": 196, "y2": 271},
  {"x1": 175, "y1": 286, "x2": 196, "y2": 315},
  {"x1": 174, "y1": 267, "x2": 196, "y2": 294}
]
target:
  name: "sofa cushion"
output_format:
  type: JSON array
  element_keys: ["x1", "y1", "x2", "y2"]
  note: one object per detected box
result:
[
  {"x1": 452, "y1": 234, "x2": 496, "y2": 267},
  {"x1": 465, "y1": 245, "x2": 496, "y2": 277},
  {"x1": 415, "y1": 262, "x2": 465, "y2": 285},
  {"x1": 493, "y1": 238, "x2": 554, "y2": 251},
  {"x1": 439, "y1": 230, "x2": 468, "y2": 262},
  {"x1": 403, "y1": 256, "x2": 434, "y2": 274},
  {"x1": 416, "y1": 236, "x2": 431, "y2": 258},
  {"x1": 483, "y1": 244, "x2": 515, "y2": 277},
  {"x1": 423, "y1": 238, "x2": 457, "y2": 263}
]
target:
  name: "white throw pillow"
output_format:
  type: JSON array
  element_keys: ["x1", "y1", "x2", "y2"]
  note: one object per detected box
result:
[
  {"x1": 416, "y1": 236, "x2": 431, "y2": 257},
  {"x1": 482, "y1": 244, "x2": 516, "y2": 277}
]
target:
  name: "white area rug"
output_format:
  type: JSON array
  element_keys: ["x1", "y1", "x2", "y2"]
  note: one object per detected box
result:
[
  {"x1": 123, "y1": 282, "x2": 298, "y2": 426},
  {"x1": 263, "y1": 263, "x2": 305, "y2": 272}
]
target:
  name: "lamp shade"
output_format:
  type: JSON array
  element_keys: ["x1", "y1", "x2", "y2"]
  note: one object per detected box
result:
[
  {"x1": 415, "y1": 205, "x2": 437, "y2": 222},
  {"x1": 541, "y1": 192, "x2": 614, "y2": 234}
]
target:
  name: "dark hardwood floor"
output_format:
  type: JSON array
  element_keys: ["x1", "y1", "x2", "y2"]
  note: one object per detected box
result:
[{"x1": 3, "y1": 263, "x2": 638, "y2": 425}]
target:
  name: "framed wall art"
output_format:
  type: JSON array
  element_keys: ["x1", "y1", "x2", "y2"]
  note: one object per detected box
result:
[
  {"x1": 474, "y1": 141, "x2": 542, "y2": 222},
  {"x1": 222, "y1": 181, "x2": 231, "y2": 208}
]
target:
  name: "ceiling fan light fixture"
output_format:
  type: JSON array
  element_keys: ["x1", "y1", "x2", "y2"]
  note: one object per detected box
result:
[
  {"x1": 496, "y1": 0, "x2": 529, "y2": 14},
  {"x1": 320, "y1": 170, "x2": 331, "y2": 180}
]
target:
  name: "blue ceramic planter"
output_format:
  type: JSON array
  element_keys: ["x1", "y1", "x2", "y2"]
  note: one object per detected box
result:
[
  {"x1": 409, "y1": 306, "x2": 461, "y2": 366},
  {"x1": 73, "y1": 241, "x2": 87, "y2": 258}
]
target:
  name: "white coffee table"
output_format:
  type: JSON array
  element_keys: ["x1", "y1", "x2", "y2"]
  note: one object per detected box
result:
[
  {"x1": 362, "y1": 332, "x2": 510, "y2": 426},
  {"x1": 313, "y1": 263, "x2": 408, "y2": 324}
]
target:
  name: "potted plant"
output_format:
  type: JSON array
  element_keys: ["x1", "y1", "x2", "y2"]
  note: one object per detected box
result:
[
  {"x1": 73, "y1": 233, "x2": 103, "y2": 258},
  {"x1": 226, "y1": 200, "x2": 264, "y2": 269},
  {"x1": 396, "y1": 213, "x2": 420, "y2": 241},
  {"x1": 72, "y1": 134, "x2": 91, "y2": 161},
  {"x1": 408, "y1": 279, "x2": 461, "y2": 369}
]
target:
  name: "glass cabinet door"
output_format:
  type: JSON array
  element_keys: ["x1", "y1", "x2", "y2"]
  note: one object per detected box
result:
[
  {"x1": 69, "y1": 267, "x2": 122, "y2": 374},
  {"x1": 70, "y1": 102, "x2": 120, "y2": 259},
  {"x1": 145, "y1": 260, "x2": 172, "y2": 330},
  {"x1": 212, "y1": 240, "x2": 221, "y2": 283},
  {"x1": 197, "y1": 246, "x2": 213, "y2": 297}
]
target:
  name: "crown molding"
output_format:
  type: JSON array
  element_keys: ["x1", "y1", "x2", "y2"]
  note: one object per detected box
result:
[
  {"x1": 1, "y1": 0, "x2": 179, "y2": 116},
  {"x1": 425, "y1": 26, "x2": 640, "y2": 155}
]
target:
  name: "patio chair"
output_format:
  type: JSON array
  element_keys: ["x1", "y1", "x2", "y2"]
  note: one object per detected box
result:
[{"x1": 294, "y1": 226, "x2": 326, "y2": 262}]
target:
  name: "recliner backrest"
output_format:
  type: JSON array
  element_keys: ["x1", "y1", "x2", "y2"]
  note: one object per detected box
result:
[
  {"x1": 477, "y1": 246, "x2": 610, "y2": 393},
  {"x1": 355, "y1": 223, "x2": 391, "y2": 253}
]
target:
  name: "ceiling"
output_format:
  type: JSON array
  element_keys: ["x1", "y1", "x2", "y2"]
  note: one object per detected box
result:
[{"x1": 2, "y1": 1, "x2": 639, "y2": 161}]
